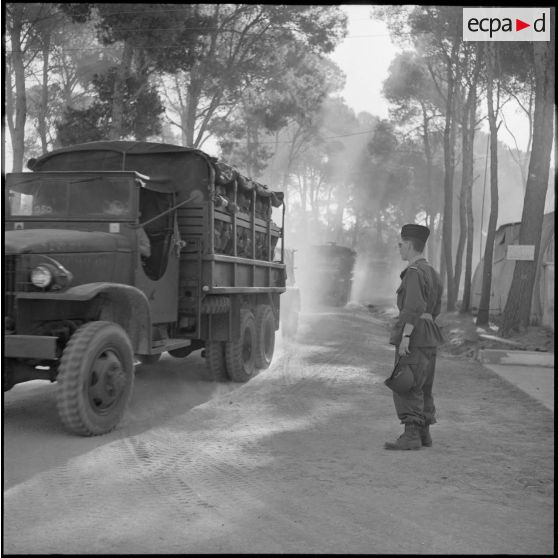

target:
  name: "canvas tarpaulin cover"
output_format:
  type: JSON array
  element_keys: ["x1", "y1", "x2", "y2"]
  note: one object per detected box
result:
[{"x1": 28, "y1": 141, "x2": 284, "y2": 207}]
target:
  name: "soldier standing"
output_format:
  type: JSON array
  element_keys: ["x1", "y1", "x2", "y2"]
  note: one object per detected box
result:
[{"x1": 385, "y1": 224, "x2": 444, "y2": 450}]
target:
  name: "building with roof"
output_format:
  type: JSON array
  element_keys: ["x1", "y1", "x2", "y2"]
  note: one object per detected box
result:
[{"x1": 471, "y1": 212, "x2": 554, "y2": 328}]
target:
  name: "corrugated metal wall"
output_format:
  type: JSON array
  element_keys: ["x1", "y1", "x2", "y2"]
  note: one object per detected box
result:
[{"x1": 471, "y1": 212, "x2": 555, "y2": 329}]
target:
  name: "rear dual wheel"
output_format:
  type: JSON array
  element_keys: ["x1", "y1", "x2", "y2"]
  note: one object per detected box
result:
[
  {"x1": 205, "y1": 340, "x2": 229, "y2": 381},
  {"x1": 225, "y1": 309, "x2": 257, "y2": 382},
  {"x1": 205, "y1": 306, "x2": 276, "y2": 383},
  {"x1": 254, "y1": 304, "x2": 275, "y2": 369}
]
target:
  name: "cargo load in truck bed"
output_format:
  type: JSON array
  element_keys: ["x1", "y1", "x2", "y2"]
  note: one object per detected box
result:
[{"x1": 29, "y1": 140, "x2": 284, "y2": 261}]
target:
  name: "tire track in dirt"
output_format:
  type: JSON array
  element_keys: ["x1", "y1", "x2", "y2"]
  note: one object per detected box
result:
[
  {"x1": 271, "y1": 308, "x2": 388, "y2": 418},
  {"x1": 4, "y1": 309, "x2": 388, "y2": 553},
  {"x1": 5, "y1": 305, "x2": 552, "y2": 553}
]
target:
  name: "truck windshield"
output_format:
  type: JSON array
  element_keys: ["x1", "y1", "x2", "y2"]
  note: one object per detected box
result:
[{"x1": 6, "y1": 174, "x2": 135, "y2": 219}]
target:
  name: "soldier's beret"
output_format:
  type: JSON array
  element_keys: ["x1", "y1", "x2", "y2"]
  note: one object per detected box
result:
[{"x1": 401, "y1": 223, "x2": 430, "y2": 243}]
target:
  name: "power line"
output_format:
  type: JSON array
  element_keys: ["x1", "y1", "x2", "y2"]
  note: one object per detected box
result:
[{"x1": 239, "y1": 129, "x2": 376, "y2": 145}]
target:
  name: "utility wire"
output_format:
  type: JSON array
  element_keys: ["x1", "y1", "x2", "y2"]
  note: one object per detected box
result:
[{"x1": 238, "y1": 129, "x2": 376, "y2": 145}]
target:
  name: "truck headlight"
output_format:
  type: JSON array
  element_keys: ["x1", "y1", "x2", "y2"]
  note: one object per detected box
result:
[{"x1": 30, "y1": 265, "x2": 54, "y2": 288}]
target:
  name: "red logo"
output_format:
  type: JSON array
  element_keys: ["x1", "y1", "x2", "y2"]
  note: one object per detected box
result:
[{"x1": 516, "y1": 18, "x2": 530, "y2": 31}]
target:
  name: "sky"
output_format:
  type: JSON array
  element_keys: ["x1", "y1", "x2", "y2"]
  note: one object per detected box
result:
[
  {"x1": 330, "y1": 5, "x2": 398, "y2": 121},
  {"x1": 330, "y1": 4, "x2": 534, "y2": 154},
  {"x1": 331, "y1": 4, "x2": 554, "y2": 221}
]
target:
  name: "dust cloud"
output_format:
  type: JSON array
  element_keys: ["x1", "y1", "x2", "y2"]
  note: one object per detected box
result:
[
  {"x1": 279, "y1": 220, "x2": 401, "y2": 317},
  {"x1": 350, "y1": 251, "x2": 400, "y2": 305},
  {"x1": 272, "y1": 212, "x2": 403, "y2": 318},
  {"x1": 269, "y1": 125, "x2": 405, "y2": 323}
]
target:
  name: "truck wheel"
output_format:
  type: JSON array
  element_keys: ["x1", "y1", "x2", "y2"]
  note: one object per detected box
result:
[
  {"x1": 255, "y1": 305, "x2": 275, "y2": 369},
  {"x1": 225, "y1": 309, "x2": 256, "y2": 382},
  {"x1": 206, "y1": 341, "x2": 229, "y2": 381},
  {"x1": 136, "y1": 354, "x2": 161, "y2": 365},
  {"x1": 56, "y1": 321, "x2": 134, "y2": 436}
]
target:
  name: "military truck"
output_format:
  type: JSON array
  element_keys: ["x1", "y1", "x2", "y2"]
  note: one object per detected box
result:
[
  {"x1": 4, "y1": 141, "x2": 286, "y2": 436},
  {"x1": 304, "y1": 243, "x2": 356, "y2": 307}
]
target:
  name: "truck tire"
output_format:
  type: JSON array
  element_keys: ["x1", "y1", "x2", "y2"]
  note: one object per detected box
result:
[
  {"x1": 205, "y1": 341, "x2": 229, "y2": 381},
  {"x1": 136, "y1": 354, "x2": 161, "y2": 365},
  {"x1": 56, "y1": 321, "x2": 134, "y2": 436},
  {"x1": 201, "y1": 296, "x2": 230, "y2": 314},
  {"x1": 255, "y1": 305, "x2": 275, "y2": 369},
  {"x1": 225, "y1": 309, "x2": 256, "y2": 382}
]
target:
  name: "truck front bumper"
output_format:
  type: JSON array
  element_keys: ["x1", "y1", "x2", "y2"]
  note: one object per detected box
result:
[{"x1": 4, "y1": 335, "x2": 58, "y2": 360}]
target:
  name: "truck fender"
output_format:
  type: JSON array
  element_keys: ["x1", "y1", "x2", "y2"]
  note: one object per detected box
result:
[
  {"x1": 97, "y1": 290, "x2": 151, "y2": 354},
  {"x1": 59, "y1": 283, "x2": 152, "y2": 354},
  {"x1": 83, "y1": 284, "x2": 152, "y2": 354}
]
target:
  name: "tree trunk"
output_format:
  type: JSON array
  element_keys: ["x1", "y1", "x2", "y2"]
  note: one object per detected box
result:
[
  {"x1": 461, "y1": 182, "x2": 475, "y2": 313},
  {"x1": 453, "y1": 171, "x2": 469, "y2": 308},
  {"x1": 523, "y1": 81, "x2": 535, "y2": 180},
  {"x1": 456, "y1": 47, "x2": 481, "y2": 311},
  {"x1": 500, "y1": 29, "x2": 555, "y2": 335},
  {"x1": 454, "y1": 123, "x2": 469, "y2": 307},
  {"x1": 38, "y1": 38, "x2": 51, "y2": 153},
  {"x1": 439, "y1": 241, "x2": 446, "y2": 291},
  {"x1": 442, "y1": 41, "x2": 459, "y2": 311},
  {"x1": 461, "y1": 46, "x2": 482, "y2": 313},
  {"x1": 185, "y1": 76, "x2": 202, "y2": 147},
  {"x1": 476, "y1": 43, "x2": 500, "y2": 327},
  {"x1": 462, "y1": 110, "x2": 476, "y2": 314},
  {"x1": 420, "y1": 102, "x2": 435, "y2": 263},
  {"x1": 5, "y1": 59, "x2": 16, "y2": 153},
  {"x1": 8, "y1": 8, "x2": 27, "y2": 172},
  {"x1": 109, "y1": 39, "x2": 133, "y2": 140}
]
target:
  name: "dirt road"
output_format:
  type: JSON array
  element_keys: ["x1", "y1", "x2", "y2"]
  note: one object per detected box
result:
[{"x1": 2, "y1": 305, "x2": 554, "y2": 554}]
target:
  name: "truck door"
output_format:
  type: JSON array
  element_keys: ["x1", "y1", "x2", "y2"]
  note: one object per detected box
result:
[{"x1": 134, "y1": 189, "x2": 180, "y2": 324}]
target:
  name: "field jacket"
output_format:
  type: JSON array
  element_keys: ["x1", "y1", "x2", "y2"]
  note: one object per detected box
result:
[{"x1": 389, "y1": 258, "x2": 444, "y2": 348}]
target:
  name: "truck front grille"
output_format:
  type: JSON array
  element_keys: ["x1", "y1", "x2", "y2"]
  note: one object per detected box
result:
[
  {"x1": 4, "y1": 255, "x2": 17, "y2": 317},
  {"x1": 4, "y1": 255, "x2": 32, "y2": 318}
]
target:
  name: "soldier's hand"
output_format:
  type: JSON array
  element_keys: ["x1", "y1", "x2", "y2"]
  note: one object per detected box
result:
[{"x1": 398, "y1": 336, "x2": 410, "y2": 356}]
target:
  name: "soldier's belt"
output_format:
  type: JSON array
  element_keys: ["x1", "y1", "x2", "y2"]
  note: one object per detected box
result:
[{"x1": 420, "y1": 313, "x2": 433, "y2": 320}]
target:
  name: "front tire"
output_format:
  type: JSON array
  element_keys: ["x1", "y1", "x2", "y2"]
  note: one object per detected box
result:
[
  {"x1": 56, "y1": 321, "x2": 134, "y2": 436},
  {"x1": 225, "y1": 309, "x2": 256, "y2": 382}
]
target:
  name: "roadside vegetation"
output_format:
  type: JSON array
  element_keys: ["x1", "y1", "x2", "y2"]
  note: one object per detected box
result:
[{"x1": 5, "y1": 4, "x2": 554, "y2": 337}]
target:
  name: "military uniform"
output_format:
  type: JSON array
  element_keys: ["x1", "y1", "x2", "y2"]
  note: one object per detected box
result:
[
  {"x1": 389, "y1": 258, "x2": 444, "y2": 428},
  {"x1": 384, "y1": 223, "x2": 444, "y2": 450}
]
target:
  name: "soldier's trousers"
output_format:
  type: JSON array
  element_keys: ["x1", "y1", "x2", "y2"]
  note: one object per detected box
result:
[{"x1": 392, "y1": 346, "x2": 437, "y2": 427}]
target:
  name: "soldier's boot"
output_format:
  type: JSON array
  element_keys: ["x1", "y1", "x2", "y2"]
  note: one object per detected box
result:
[
  {"x1": 384, "y1": 423, "x2": 422, "y2": 450},
  {"x1": 419, "y1": 424, "x2": 432, "y2": 447}
]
